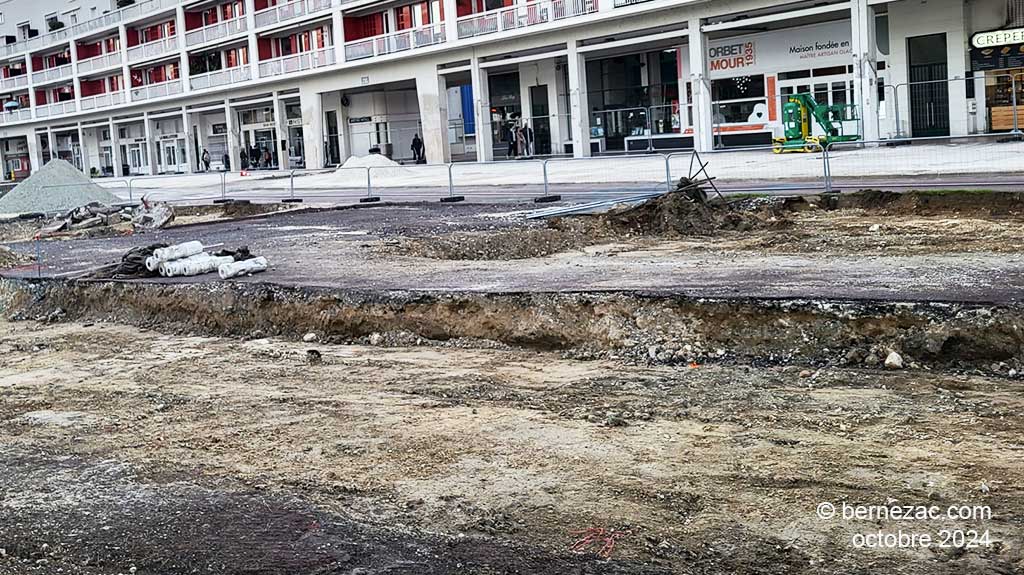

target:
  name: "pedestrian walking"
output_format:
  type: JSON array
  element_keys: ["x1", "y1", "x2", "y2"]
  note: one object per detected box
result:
[
  {"x1": 201, "y1": 149, "x2": 211, "y2": 172},
  {"x1": 411, "y1": 134, "x2": 423, "y2": 162}
]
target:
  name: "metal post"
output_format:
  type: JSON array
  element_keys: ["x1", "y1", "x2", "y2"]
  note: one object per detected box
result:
[
  {"x1": 646, "y1": 106, "x2": 653, "y2": 153},
  {"x1": 283, "y1": 169, "x2": 302, "y2": 203},
  {"x1": 891, "y1": 85, "x2": 903, "y2": 139},
  {"x1": 441, "y1": 163, "x2": 464, "y2": 203},
  {"x1": 127, "y1": 178, "x2": 134, "y2": 203},
  {"x1": 359, "y1": 167, "x2": 380, "y2": 203},
  {"x1": 664, "y1": 153, "x2": 673, "y2": 192},
  {"x1": 1012, "y1": 75, "x2": 1021, "y2": 135},
  {"x1": 534, "y1": 158, "x2": 560, "y2": 203},
  {"x1": 213, "y1": 171, "x2": 232, "y2": 203},
  {"x1": 822, "y1": 143, "x2": 833, "y2": 194}
]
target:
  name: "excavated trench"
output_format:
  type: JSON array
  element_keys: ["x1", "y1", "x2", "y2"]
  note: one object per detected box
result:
[{"x1": 1, "y1": 277, "x2": 1021, "y2": 370}]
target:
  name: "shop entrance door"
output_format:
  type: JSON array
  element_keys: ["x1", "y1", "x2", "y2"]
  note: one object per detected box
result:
[
  {"x1": 529, "y1": 84, "x2": 551, "y2": 156},
  {"x1": 908, "y1": 33, "x2": 949, "y2": 137},
  {"x1": 160, "y1": 140, "x2": 179, "y2": 173},
  {"x1": 325, "y1": 111, "x2": 340, "y2": 166}
]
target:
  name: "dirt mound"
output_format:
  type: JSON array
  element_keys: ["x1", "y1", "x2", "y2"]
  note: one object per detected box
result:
[
  {"x1": 846, "y1": 190, "x2": 1024, "y2": 217},
  {"x1": 579, "y1": 191, "x2": 789, "y2": 237},
  {"x1": 394, "y1": 192, "x2": 789, "y2": 261}
]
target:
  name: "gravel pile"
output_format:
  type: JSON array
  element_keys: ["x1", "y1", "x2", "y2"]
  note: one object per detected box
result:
[{"x1": 0, "y1": 160, "x2": 120, "y2": 215}]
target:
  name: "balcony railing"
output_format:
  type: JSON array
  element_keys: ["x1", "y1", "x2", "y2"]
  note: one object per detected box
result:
[
  {"x1": 31, "y1": 64, "x2": 74, "y2": 85},
  {"x1": 0, "y1": 74, "x2": 28, "y2": 92},
  {"x1": 77, "y1": 51, "x2": 123, "y2": 75},
  {"x1": 344, "y1": 23, "x2": 445, "y2": 61},
  {"x1": 254, "y1": 0, "x2": 334, "y2": 28},
  {"x1": 80, "y1": 91, "x2": 125, "y2": 111},
  {"x1": 258, "y1": 47, "x2": 334, "y2": 77},
  {"x1": 185, "y1": 17, "x2": 248, "y2": 47},
  {"x1": 190, "y1": 65, "x2": 251, "y2": 90},
  {"x1": 0, "y1": 0, "x2": 178, "y2": 59},
  {"x1": 126, "y1": 36, "x2": 180, "y2": 63},
  {"x1": 130, "y1": 78, "x2": 183, "y2": 101},
  {"x1": 612, "y1": 0, "x2": 652, "y2": 5},
  {"x1": 456, "y1": 0, "x2": 597, "y2": 39},
  {"x1": 0, "y1": 108, "x2": 32, "y2": 124},
  {"x1": 35, "y1": 100, "x2": 77, "y2": 118}
]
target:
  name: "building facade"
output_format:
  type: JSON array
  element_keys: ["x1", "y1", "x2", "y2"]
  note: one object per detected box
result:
[{"x1": 0, "y1": 0, "x2": 1019, "y2": 177}]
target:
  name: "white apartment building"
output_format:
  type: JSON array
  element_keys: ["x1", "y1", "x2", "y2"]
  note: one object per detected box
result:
[{"x1": 0, "y1": 0, "x2": 1020, "y2": 178}]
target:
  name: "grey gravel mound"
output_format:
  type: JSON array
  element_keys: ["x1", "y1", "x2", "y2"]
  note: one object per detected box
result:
[{"x1": 0, "y1": 159, "x2": 120, "y2": 215}]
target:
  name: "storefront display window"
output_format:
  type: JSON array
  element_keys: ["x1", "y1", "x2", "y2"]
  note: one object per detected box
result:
[{"x1": 711, "y1": 74, "x2": 766, "y2": 124}]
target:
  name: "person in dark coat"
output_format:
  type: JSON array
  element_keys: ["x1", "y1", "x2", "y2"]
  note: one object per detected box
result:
[
  {"x1": 239, "y1": 149, "x2": 248, "y2": 170},
  {"x1": 411, "y1": 134, "x2": 424, "y2": 162},
  {"x1": 201, "y1": 149, "x2": 211, "y2": 172},
  {"x1": 222, "y1": 153, "x2": 230, "y2": 171}
]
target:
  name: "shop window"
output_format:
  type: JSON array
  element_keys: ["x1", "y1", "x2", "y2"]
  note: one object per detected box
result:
[
  {"x1": 814, "y1": 83, "x2": 828, "y2": 103},
  {"x1": 778, "y1": 70, "x2": 811, "y2": 81},
  {"x1": 812, "y1": 66, "x2": 846, "y2": 77},
  {"x1": 711, "y1": 75, "x2": 764, "y2": 101},
  {"x1": 713, "y1": 100, "x2": 763, "y2": 124},
  {"x1": 711, "y1": 75, "x2": 766, "y2": 124},
  {"x1": 832, "y1": 82, "x2": 848, "y2": 106}
]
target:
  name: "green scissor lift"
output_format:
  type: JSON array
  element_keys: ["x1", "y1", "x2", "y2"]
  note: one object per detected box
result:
[{"x1": 772, "y1": 93, "x2": 860, "y2": 153}]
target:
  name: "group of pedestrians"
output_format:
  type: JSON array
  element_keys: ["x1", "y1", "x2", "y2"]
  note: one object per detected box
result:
[
  {"x1": 239, "y1": 145, "x2": 275, "y2": 170},
  {"x1": 504, "y1": 120, "x2": 534, "y2": 158}
]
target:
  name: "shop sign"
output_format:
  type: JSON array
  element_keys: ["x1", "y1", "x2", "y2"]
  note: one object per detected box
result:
[
  {"x1": 786, "y1": 38, "x2": 852, "y2": 61},
  {"x1": 971, "y1": 42, "x2": 1024, "y2": 71},
  {"x1": 972, "y1": 28, "x2": 1024, "y2": 48},
  {"x1": 709, "y1": 42, "x2": 755, "y2": 71},
  {"x1": 285, "y1": 118, "x2": 303, "y2": 127},
  {"x1": 699, "y1": 20, "x2": 853, "y2": 79},
  {"x1": 348, "y1": 116, "x2": 372, "y2": 123}
]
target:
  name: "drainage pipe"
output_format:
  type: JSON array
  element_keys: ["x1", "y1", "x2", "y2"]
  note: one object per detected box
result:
[{"x1": 218, "y1": 257, "x2": 268, "y2": 279}]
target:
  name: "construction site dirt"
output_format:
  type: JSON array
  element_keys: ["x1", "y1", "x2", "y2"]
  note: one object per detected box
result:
[{"x1": 0, "y1": 189, "x2": 1022, "y2": 574}]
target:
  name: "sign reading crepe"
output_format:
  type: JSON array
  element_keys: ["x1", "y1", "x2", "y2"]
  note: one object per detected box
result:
[{"x1": 972, "y1": 28, "x2": 1024, "y2": 48}]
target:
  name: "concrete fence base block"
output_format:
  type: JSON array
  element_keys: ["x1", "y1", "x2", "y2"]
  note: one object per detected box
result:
[
  {"x1": 282, "y1": 198, "x2": 304, "y2": 203},
  {"x1": 533, "y1": 195, "x2": 561, "y2": 203},
  {"x1": 359, "y1": 197, "x2": 381, "y2": 203},
  {"x1": 212, "y1": 198, "x2": 235, "y2": 204},
  {"x1": 440, "y1": 196, "x2": 465, "y2": 203}
]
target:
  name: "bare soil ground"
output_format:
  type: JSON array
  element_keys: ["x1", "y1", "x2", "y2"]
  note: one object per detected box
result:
[
  {"x1": 392, "y1": 190, "x2": 1024, "y2": 260},
  {"x1": 1, "y1": 319, "x2": 1022, "y2": 574}
]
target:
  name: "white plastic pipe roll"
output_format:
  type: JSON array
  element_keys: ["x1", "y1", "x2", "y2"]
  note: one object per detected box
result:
[
  {"x1": 159, "y1": 254, "x2": 234, "y2": 277},
  {"x1": 152, "y1": 241, "x2": 204, "y2": 263},
  {"x1": 218, "y1": 257, "x2": 268, "y2": 279}
]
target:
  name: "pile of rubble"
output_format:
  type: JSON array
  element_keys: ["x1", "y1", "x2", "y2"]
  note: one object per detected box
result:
[
  {"x1": 589, "y1": 176, "x2": 790, "y2": 237},
  {"x1": 91, "y1": 240, "x2": 268, "y2": 280},
  {"x1": 36, "y1": 199, "x2": 175, "y2": 238}
]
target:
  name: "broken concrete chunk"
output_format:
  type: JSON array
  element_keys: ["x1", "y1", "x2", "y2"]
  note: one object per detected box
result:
[
  {"x1": 884, "y1": 351, "x2": 904, "y2": 370},
  {"x1": 132, "y1": 201, "x2": 175, "y2": 230}
]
